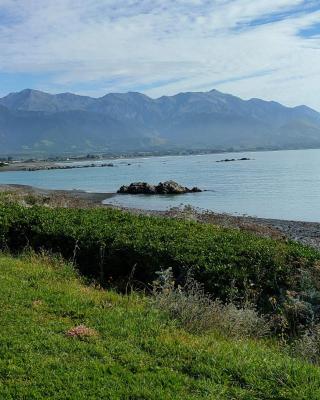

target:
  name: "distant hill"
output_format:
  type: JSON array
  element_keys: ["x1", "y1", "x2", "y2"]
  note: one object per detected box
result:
[{"x1": 1, "y1": 88, "x2": 320, "y2": 155}]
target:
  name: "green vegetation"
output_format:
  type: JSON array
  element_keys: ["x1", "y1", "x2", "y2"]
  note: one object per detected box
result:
[
  {"x1": 0, "y1": 201, "x2": 319, "y2": 335},
  {"x1": 1, "y1": 253, "x2": 320, "y2": 399},
  {"x1": 1, "y1": 197, "x2": 320, "y2": 397}
]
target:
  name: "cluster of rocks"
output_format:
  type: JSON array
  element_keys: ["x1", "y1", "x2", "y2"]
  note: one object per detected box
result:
[
  {"x1": 216, "y1": 157, "x2": 251, "y2": 163},
  {"x1": 118, "y1": 180, "x2": 202, "y2": 195}
]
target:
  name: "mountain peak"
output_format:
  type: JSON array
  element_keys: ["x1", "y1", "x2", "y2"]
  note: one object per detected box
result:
[
  {"x1": 15, "y1": 88, "x2": 48, "y2": 97},
  {"x1": 0, "y1": 89, "x2": 53, "y2": 111}
]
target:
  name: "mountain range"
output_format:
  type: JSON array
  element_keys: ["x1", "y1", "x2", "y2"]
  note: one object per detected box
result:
[{"x1": 0, "y1": 88, "x2": 320, "y2": 155}]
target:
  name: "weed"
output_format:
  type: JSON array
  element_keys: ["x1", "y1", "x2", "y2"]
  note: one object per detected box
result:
[
  {"x1": 152, "y1": 268, "x2": 270, "y2": 338},
  {"x1": 293, "y1": 324, "x2": 320, "y2": 364}
]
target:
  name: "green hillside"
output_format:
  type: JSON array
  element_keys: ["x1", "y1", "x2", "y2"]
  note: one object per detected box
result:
[{"x1": 1, "y1": 253, "x2": 320, "y2": 400}]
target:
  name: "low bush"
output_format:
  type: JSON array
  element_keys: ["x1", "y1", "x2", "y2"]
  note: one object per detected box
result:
[
  {"x1": 0, "y1": 201, "x2": 319, "y2": 334},
  {"x1": 293, "y1": 324, "x2": 320, "y2": 363},
  {"x1": 152, "y1": 268, "x2": 270, "y2": 337},
  {"x1": 152, "y1": 267, "x2": 220, "y2": 333}
]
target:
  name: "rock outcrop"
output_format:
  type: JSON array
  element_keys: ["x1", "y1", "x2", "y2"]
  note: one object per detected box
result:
[
  {"x1": 155, "y1": 180, "x2": 201, "y2": 194},
  {"x1": 118, "y1": 182, "x2": 157, "y2": 194},
  {"x1": 117, "y1": 180, "x2": 202, "y2": 195}
]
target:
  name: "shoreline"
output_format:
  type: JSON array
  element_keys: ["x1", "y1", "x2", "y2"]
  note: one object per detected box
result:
[
  {"x1": 0, "y1": 161, "x2": 117, "y2": 172},
  {"x1": 0, "y1": 183, "x2": 319, "y2": 250},
  {"x1": 1, "y1": 147, "x2": 320, "y2": 173},
  {"x1": 0, "y1": 184, "x2": 114, "y2": 203}
]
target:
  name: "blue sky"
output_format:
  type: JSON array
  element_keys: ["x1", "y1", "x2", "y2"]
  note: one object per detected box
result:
[{"x1": 0, "y1": 0, "x2": 320, "y2": 109}]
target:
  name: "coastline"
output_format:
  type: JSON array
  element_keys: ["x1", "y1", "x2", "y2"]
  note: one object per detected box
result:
[
  {"x1": 0, "y1": 183, "x2": 319, "y2": 250},
  {"x1": 1, "y1": 147, "x2": 320, "y2": 173},
  {"x1": 0, "y1": 160, "x2": 117, "y2": 172},
  {"x1": 0, "y1": 184, "x2": 113, "y2": 204}
]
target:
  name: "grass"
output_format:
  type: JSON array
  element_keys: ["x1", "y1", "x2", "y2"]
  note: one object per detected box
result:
[{"x1": 1, "y1": 253, "x2": 320, "y2": 399}]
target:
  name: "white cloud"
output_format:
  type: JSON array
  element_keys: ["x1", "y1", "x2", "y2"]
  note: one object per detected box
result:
[{"x1": 0, "y1": 0, "x2": 320, "y2": 109}]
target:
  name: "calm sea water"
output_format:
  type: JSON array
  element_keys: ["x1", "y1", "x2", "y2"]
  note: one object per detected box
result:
[{"x1": 0, "y1": 149, "x2": 319, "y2": 222}]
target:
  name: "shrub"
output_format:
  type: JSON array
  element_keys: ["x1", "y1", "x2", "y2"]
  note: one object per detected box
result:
[
  {"x1": 152, "y1": 268, "x2": 220, "y2": 333},
  {"x1": 0, "y1": 201, "x2": 319, "y2": 332},
  {"x1": 152, "y1": 268, "x2": 270, "y2": 338},
  {"x1": 293, "y1": 324, "x2": 320, "y2": 364}
]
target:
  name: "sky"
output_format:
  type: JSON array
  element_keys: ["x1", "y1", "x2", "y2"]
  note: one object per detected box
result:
[{"x1": 0, "y1": 0, "x2": 320, "y2": 109}]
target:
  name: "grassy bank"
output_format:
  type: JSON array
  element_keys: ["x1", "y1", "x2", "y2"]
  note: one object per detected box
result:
[
  {"x1": 0, "y1": 201, "x2": 320, "y2": 334},
  {"x1": 1, "y1": 253, "x2": 320, "y2": 399}
]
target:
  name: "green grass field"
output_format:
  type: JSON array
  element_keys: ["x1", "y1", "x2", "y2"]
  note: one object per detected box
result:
[{"x1": 1, "y1": 253, "x2": 320, "y2": 400}]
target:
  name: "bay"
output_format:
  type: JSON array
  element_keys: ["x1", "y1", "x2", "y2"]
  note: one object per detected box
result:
[{"x1": 0, "y1": 149, "x2": 319, "y2": 222}]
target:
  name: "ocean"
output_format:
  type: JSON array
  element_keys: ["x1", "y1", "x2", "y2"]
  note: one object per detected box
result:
[{"x1": 0, "y1": 149, "x2": 319, "y2": 222}]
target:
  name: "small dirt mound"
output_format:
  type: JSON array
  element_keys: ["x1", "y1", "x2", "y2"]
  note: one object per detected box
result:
[{"x1": 66, "y1": 325, "x2": 98, "y2": 338}]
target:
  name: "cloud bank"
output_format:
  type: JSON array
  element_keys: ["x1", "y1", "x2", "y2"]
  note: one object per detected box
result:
[{"x1": 0, "y1": 0, "x2": 320, "y2": 109}]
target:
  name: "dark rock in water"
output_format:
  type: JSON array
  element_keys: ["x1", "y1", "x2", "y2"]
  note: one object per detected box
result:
[
  {"x1": 156, "y1": 180, "x2": 189, "y2": 194},
  {"x1": 190, "y1": 186, "x2": 202, "y2": 193},
  {"x1": 156, "y1": 180, "x2": 202, "y2": 194},
  {"x1": 216, "y1": 157, "x2": 251, "y2": 163},
  {"x1": 216, "y1": 158, "x2": 235, "y2": 162},
  {"x1": 118, "y1": 182, "x2": 157, "y2": 194},
  {"x1": 118, "y1": 180, "x2": 202, "y2": 195}
]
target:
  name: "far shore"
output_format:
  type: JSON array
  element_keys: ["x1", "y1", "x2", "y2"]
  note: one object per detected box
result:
[
  {"x1": 0, "y1": 183, "x2": 319, "y2": 251},
  {"x1": 0, "y1": 160, "x2": 117, "y2": 172},
  {"x1": 1, "y1": 147, "x2": 319, "y2": 173}
]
